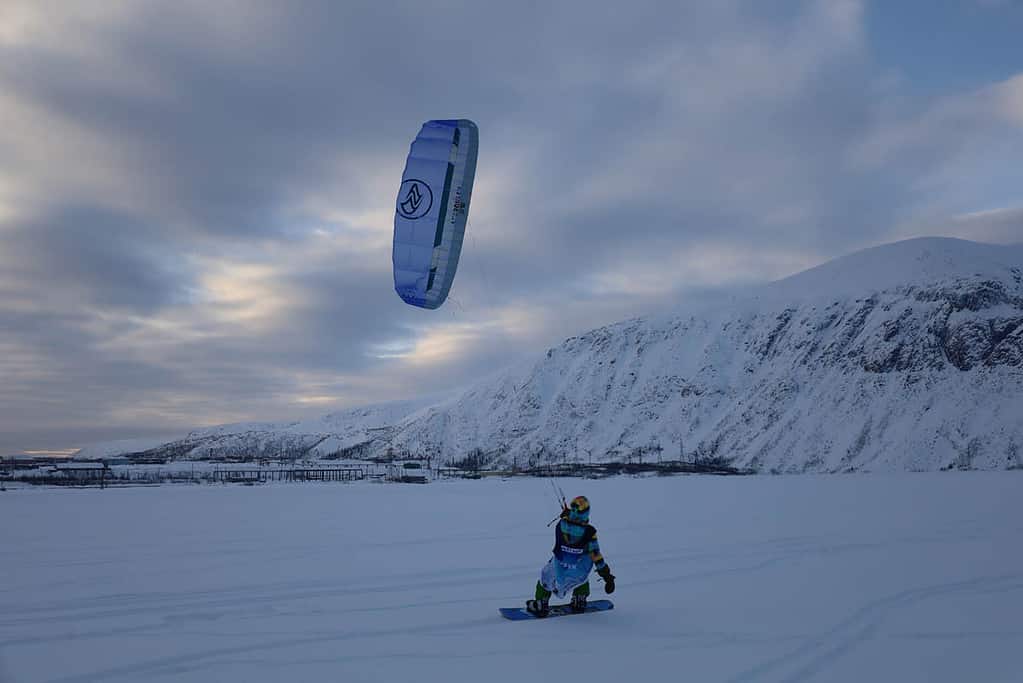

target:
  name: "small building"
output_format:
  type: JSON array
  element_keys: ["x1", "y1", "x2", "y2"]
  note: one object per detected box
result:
[
  {"x1": 128, "y1": 455, "x2": 168, "y2": 465},
  {"x1": 388, "y1": 461, "x2": 430, "y2": 484},
  {"x1": 54, "y1": 462, "x2": 110, "y2": 483}
]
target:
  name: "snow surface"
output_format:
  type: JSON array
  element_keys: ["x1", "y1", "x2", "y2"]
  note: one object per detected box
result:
[{"x1": 2, "y1": 473, "x2": 1022, "y2": 682}]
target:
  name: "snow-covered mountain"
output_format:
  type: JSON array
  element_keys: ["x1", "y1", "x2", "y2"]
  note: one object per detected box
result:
[{"x1": 78, "y1": 237, "x2": 1023, "y2": 473}]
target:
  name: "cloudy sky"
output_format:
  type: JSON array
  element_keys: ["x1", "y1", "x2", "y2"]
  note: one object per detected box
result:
[{"x1": 1, "y1": 0, "x2": 1021, "y2": 456}]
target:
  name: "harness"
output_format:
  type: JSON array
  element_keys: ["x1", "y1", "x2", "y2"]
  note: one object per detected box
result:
[{"x1": 553, "y1": 521, "x2": 596, "y2": 564}]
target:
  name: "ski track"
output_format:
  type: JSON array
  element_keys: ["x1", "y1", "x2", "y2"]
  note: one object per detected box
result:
[
  {"x1": 45, "y1": 616, "x2": 500, "y2": 683},
  {"x1": 727, "y1": 574, "x2": 1023, "y2": 683}
]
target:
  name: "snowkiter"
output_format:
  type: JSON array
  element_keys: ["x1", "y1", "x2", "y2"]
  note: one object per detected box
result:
[{"x1": 526, "y1": 495, "x2": 616, "y2": 617}]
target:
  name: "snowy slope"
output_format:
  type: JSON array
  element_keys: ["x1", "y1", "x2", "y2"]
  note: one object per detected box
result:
[
  {"x1": 74, "y1": 397, "x2": 435, "y2": 461},
  {"x1": 763, "y1": 236, "x2": 1023, "y2": 302},
  {"x1": 82, "y1": 237, "x2": 1023, "y2": 472},
  {"x1": 2, "y1": 474, "x2": 1022, "y2": 682},
  {"x1": 391, "y1": 237, "x2": 1021, "y2": 473}
]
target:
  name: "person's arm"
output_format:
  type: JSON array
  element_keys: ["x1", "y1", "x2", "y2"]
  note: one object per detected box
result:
[
  {"x1": 588, "y1": 531, "x2": 615, "y2": 593},
  {"x1": 587, "y1": 534, "x2": 607, "y2": 570}
]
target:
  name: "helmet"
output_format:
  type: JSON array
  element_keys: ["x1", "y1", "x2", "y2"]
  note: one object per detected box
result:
[{"x1": 567, "y1": 495, "x2": 590, "y2": 523}]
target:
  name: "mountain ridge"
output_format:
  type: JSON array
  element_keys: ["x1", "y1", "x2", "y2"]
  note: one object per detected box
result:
[{"x1": 76, "y1": 237, "x2": 1023, "y2": 472}]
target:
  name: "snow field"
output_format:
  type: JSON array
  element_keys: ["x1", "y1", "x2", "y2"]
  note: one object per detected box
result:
[{"x1": 1, "y1": 473, "x2": 1022, "y2": 682}]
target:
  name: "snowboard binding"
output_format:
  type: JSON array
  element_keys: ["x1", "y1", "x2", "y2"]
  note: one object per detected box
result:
[{"x1": 525, "y1": 598, "x2": 550, "y2": 617}]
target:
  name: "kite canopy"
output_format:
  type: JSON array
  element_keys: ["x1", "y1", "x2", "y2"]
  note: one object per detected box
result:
[{"x1": 392, "y1": 119, "x2": 478, "y2": 309}]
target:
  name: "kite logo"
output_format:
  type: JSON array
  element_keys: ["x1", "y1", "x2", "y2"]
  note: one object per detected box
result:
[
  {"x1": 398, "y1": 179, "x2": 432, "y2": 219},
  {"x1": 403, "y1": 184, "x2": 423, "y2": 213}
]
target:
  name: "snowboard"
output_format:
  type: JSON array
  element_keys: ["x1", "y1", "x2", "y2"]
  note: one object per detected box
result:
[{"x1": 499, "y1": 599, "x2": 614, "y2": 621}]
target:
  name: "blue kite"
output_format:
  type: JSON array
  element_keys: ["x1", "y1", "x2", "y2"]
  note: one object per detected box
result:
[{"x1": 392, "y1": 119, "x2": 479, "y2": 309}]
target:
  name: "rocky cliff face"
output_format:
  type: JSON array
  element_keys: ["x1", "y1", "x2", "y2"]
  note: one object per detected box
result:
[{"x1": 81, "y1": 238, "x2": 1023, "y2": 473}]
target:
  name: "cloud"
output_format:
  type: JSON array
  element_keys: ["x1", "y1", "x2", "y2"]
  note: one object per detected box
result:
[
  {"x1": 993, "y1": 74, "x2": 1023, "y2": 124},
  {"x1": 886, "y1": 206, "x2": 1023, "y2": 246},
  {"x1": 0, "y1": 0, "x2": 1020, "y2": 453},
  {"x1": 850, "y1": 71, "x2": 1023, "y2": 229}
]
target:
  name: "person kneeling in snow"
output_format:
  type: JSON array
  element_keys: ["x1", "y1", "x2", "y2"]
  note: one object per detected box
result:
[{"x1": 526, "y1": 495, "x2": 615, "y2": 616}]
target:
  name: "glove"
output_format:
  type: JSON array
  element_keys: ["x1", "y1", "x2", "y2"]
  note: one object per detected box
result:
[{"x1": 597, "y1": 566, "x2": 616, "y2": 594}]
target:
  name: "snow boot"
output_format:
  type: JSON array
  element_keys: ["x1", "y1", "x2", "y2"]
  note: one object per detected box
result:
[
  {"x1": 527, "y1": 581, "x2": 552, "y2": 617},
  {"x1": 526, "y1": 598, "x2": 550, "y2": 617}
]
